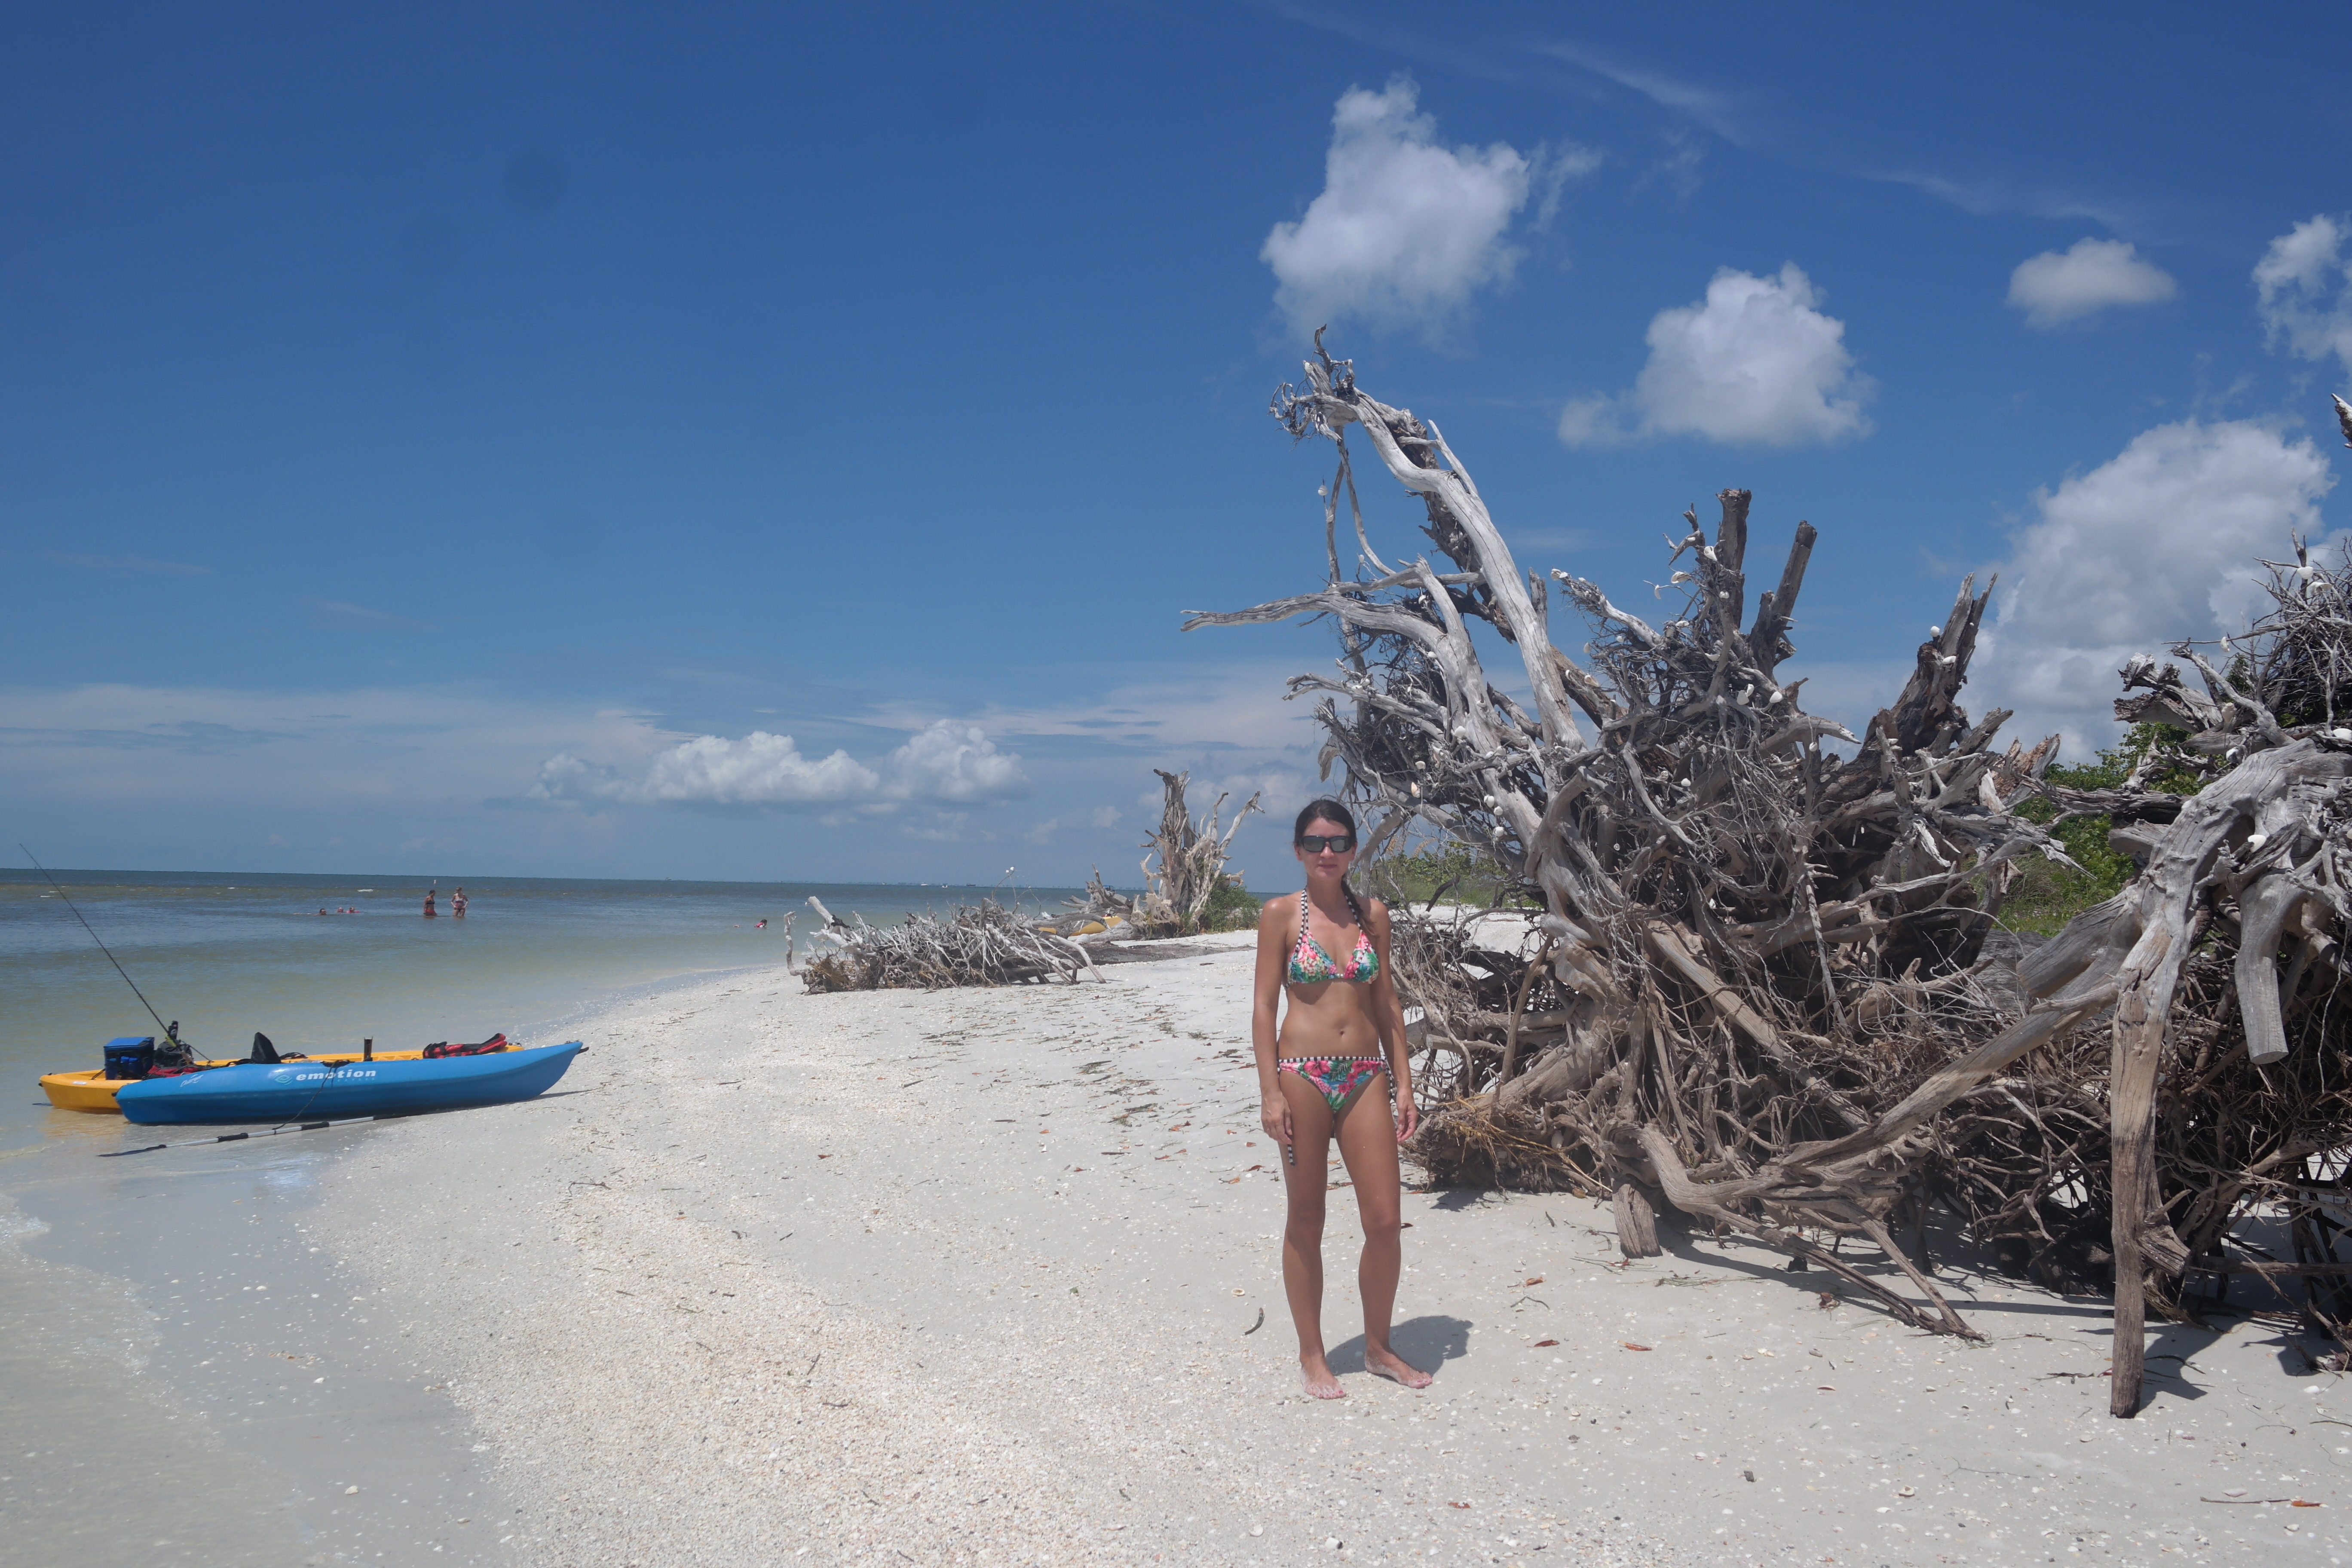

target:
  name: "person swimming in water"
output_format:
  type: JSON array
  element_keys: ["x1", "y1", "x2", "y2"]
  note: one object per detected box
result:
[
  {"x1": 451, "y1": 886, "x2": 467, "y2": 917},
  {"x1": 1252, "y1": 797, "x2": 1433, "y2": 1400},
  {"x1": 423, "y1": 888, "x2": 437, "y2": 917}
]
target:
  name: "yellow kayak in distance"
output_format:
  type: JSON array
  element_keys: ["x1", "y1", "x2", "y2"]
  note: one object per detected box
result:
[{"x1": 42, "y1": 1063, "x2": 233, "y2": 1113}]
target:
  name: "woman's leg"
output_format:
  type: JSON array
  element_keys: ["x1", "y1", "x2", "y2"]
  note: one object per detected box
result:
[
  {"x1": 1275, "y1": 1069, "x2": 1343, "y2": 1398},
  {"x1": 1334, "y1": 1073, "x2": 1433, "y2": 1388}
]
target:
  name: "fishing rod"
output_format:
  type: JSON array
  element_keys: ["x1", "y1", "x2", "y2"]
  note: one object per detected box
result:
[
  {"x1": 20, "y1": 844, "x2": 176, "y2": 1043},
  {"x1": 103, "y1": 1114, "x2": 407, "y2": 1158}
]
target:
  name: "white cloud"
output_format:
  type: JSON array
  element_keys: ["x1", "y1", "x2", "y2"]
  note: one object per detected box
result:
[
  {"x1": 870, "y1": 660, "x2": 1315, "y2": 759},
  {"x1": 0, "y1": 681, "x2": 657, "y2": 868},
  {"x1": 2255, "y1": 213, "x2": 2352, "y2": 374},
  {"x1": 526, "y1": 751, "x2": 634, "y2": 805},
  {"x1": 2006, "y1": 238, "x2": 2177, "y2": 328},
  {"x1": 1559, "y1": 263, "x2": 1872, "y2": 447},
  {"x1": 1262, "y1": 78, "x2": 1533, "y2": 337},
  {"x1": 1860, "y1": 167, "x2": 2144, "y2": 235},
  {"x1": 640, "y1": 732, "x2": 882, "y2": 806},
  {"x1": 1089, "y1": 805, "x2": 1122, "y2": 829},
  {"x1": 1974, "y1": 418, "x2": 2339, "y2": 756},
  {"x1": 529, "y1": 719, "x2": 1028, "y2": 811},
  {"x1": 0, "y1": 653, "x2": 1332, "y2": 881},
  {"x1": 0, "y1": 666, "x2": 1312, "y2": 881},
  {"x1": 1210, "y1": 767, "x2": 1311, "y2": 820},
  {"x1": 885, "y1": 720, "x2": 1028, "y2": 802},
  {"x1": 1536, "y1": 42, "x2": 1746, "y2": 144}
]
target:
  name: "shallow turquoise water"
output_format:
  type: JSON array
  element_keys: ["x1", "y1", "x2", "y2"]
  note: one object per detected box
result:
[{"x1": 0, "y1": 867, "x2": 1087, "y2": 1563}]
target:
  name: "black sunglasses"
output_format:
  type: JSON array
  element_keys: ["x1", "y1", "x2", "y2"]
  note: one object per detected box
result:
[{"x1": 1297, "y1": 834, "x2": 1356, "y2": 854}]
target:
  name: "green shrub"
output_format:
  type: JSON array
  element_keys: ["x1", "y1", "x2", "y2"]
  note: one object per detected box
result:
[
  {"x1": 2001, "y1": 724, "x2": 2197, "y2": 935},
  {"x1": 1201, "y1": 877, "x2": 1262, "y2": 932},
  {"x1": 1365, "y1": 839, "x2": 1529, "y2": 908}
]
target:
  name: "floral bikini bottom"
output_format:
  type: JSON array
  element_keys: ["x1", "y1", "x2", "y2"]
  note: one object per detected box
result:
[{"x1": 1277, "y1": 1054, "x2": 1388, "y2": 1114}]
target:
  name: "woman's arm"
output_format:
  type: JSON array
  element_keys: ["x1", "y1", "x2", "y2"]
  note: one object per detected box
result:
[
  {"x1": 1365, "y1": 898, "x2": 1419, "y2": 1143},
  {"x1": 1252, "y1": 897, "x2": 1293, "y2": 1145}
]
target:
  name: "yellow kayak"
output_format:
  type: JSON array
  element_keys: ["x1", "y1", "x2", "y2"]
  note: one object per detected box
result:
[{"x1": 42, "y1": 1048, "x2": 429, "y2": 1115}]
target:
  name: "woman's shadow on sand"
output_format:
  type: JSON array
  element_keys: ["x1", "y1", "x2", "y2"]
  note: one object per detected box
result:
[{"x1": 1325, "y1": 1316, "x2": 1471, "y2": 1375}]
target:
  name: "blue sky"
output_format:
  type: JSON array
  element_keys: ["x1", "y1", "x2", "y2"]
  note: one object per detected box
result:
[{"x1": 6, "y1": 3, "x2": 2351, "y2": 885}]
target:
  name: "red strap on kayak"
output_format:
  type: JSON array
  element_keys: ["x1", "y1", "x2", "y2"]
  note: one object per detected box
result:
[{"x1": 423, "y1": 1033, "x2": 508, "y2": 1059}]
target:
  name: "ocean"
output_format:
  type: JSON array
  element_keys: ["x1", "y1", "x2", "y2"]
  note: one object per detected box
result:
[
  {"x1": 1, "y1": 869, "x2": 1085, "y2": 1117},
  {"x1": 0, "y1": 867, "x2": 1087, "y2": 1564}
]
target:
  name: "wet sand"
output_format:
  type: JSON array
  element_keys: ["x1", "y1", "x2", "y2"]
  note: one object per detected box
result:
[{"x1": 286, "y1": 937, "x2": 2352, "y2": 1565}]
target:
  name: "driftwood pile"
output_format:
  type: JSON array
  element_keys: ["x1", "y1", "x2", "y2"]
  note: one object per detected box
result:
[
  {"x1": 1190, "y1": 342, "x2": 2352, "y2": 1415},
  {"x1": 798, "y1": 772, "x2": 1260, "y2": 992},
  {"x1": 794, "y1": 896, "x2": 1100, "y2": 992}
]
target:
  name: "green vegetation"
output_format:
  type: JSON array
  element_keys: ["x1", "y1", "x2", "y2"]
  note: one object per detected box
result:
[
  {"x1": 1200, "y1": 876, "x2": 1263, "y2": 933},
  {"x1": 1999, "y1": 723, "x2": 2200, "y2": 935},
  {"x1": 1365, "y1": 839, "x2": 1529, "y2": 908}
]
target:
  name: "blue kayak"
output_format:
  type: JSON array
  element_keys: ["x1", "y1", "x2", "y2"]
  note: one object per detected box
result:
[{"x1": 114, "y1": 1042, "x2": 586, "y2": 1125}]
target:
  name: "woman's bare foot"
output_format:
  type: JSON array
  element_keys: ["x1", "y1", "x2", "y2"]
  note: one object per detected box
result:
[
  {"x1": 1301, "y1": 1355, "x2": 1347, "y2": 1400},
  {"x1": 1365, "y1": 1345, "x2": 1433, "y2": 1389}
]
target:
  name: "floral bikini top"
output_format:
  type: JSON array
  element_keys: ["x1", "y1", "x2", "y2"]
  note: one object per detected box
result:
[{"x1": 1288, "y1": 891, "x2": 1379, "y2": 985}]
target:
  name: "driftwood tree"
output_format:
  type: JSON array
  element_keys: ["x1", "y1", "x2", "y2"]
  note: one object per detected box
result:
[
  {"x1": 1190, "y1": 343, "x2": 2352, "y2": 1413},
  {"x1": 1132, "y1": 769, "x2": 1261, "y2": 934}
]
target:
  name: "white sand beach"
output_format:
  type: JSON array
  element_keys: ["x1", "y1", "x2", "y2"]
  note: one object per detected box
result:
[{"x1": 301, "y1": 939, "x2": 2352, "y2": 1566}]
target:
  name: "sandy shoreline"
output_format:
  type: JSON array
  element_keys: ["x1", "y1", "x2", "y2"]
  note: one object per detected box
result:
[
  {"x1": 2, "y1": 959, "x2": 814, "y2": 1568},
  {"x1": 301, "y1": 939, "x2": 2350, "y2": 1566}
]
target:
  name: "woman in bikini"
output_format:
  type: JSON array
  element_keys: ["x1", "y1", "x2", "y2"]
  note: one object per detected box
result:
[{"x1": 1253, "y1": 799, "x2": 1433, "y2": 1399}]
